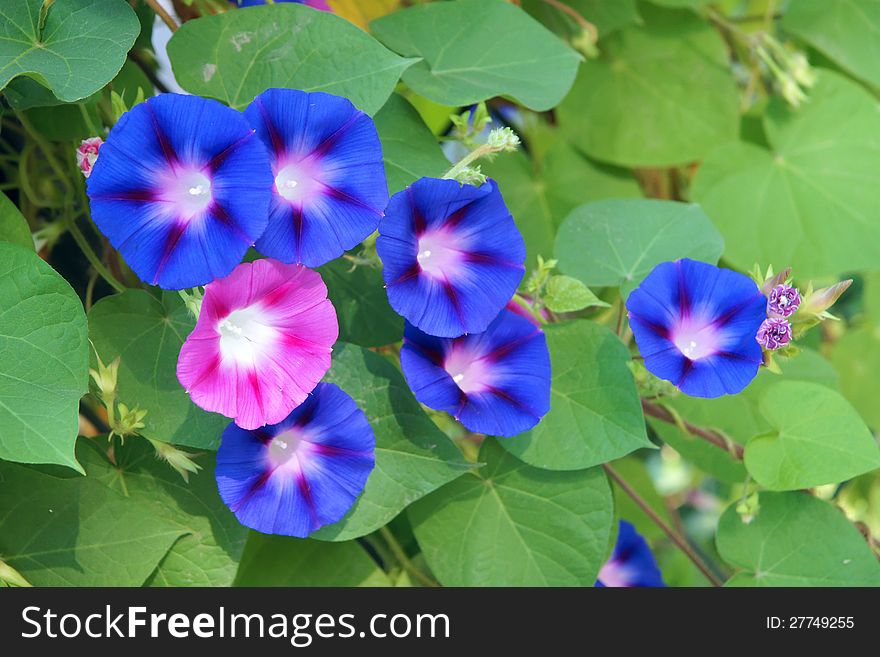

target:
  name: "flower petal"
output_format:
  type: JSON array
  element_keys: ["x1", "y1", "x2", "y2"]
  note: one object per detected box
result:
[{"x1": 216, "y1": 383, "x2": 375, "y2": 537}]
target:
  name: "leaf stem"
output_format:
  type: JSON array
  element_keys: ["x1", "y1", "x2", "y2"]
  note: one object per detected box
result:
[
  {"x1": 65, "y1": 215, "x2": 126, "y2": 293},
  {"x1": 641, "y1": 399, "x2": 745, "y2": 460},
  {"x1": 603, "y1": 464, "x2": 725, "y2": 587},
  {"x1": 540, "y1": 0, "x2": 597, "y2": 41},
  {"x1": 442, "y1": 143, "x2": 495, "y2": 181},
  {"x1": 379, "y1": 526, "x2": 439, "y2": 588},
  {"x1": 144, "y1": 0, "x2": 179, "y2": 32}
]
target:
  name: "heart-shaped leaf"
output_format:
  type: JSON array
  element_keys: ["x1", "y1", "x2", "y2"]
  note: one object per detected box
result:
[
  {"x1": 555, "y1": 199, "x2": 723, "y2": 297},
  {"x1": 88, "y1": 289, "x2": 228, "y2": 451},
  {"x1": 0, "y1": 0, "x2": 139, "y2": 103},
  {"x1": 692, "y1": 71, "x2": 880, "y2": 279},
  {"x1": 409, "y1": 439, "x2": 613, "y2": 586},
  {"x1": 0, "y1": 243, "x2": 88, "y2": 471},
  {"x1": 502, "y1": 321, "x2": 652, "y2": 470},
  {"x1": 371, "y1": 0, "x2": 581, "y2": 111},
  {"x1": 744, "y1": 381, "x2": 880, "y2": 490},
  {"x1": 717, "y1": 492, "x2": 880, "y2": 586},
  {"x1": 312, "y1": 343, "x2": 472, "y2": 541},
  {"x1": 167, "y1": 4, "x2": 413, "y2": 114}
]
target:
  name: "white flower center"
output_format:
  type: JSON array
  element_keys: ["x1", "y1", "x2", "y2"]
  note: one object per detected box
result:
[
  {"x1": 416, "y1": 231, "x2": 464, "y2": 278},
  {"x1": 173, "y1": 170, "x2": 212, "y2": 215},
  {"x1": 671, "y1": 322, "x2": 720, "y2": 361},
  {"x1": 267, "y1": 430, "x2": 304, "y2": 467},
  {"x1": 275, "y1": 162, "x2": 321, "y2": 203},
  {"x1": 217, "y1": 305, "x2": 278, "y2": 364}
]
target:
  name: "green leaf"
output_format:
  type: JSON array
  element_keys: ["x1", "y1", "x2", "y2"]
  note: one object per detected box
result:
[
  {"x1": 692, "y1": 71, "x2": 880, "y2": 279},
  {"x1": 0, "y1": 459, "x2": 186, "y2": 586},
  {"x1": 0, "y1": 243, "x2": 88, "y2": 471},
  {"x1": 409, "y1": 438, "x2": 613, "y2": 586},
  {"x1": 522, "y1": 0, "x2": 641, "y2": 38},
  {"x1": 717, "y1": 491, "x2": 880, "y2": 586},
  {"x1": 501, "y1": 321, "x2": 651, "y2": 470},
  {"x1": 783, "y1": 0, "x2": 880, "y2": 88},
  {"x1": 235, "y1": 533, "x2": 390, "y2": 586},
  {"x1": 483, "y1": 141, "x2": 640, "y2": 272},
  {"x1": 655, "y1": 349, "x2": 839, "y2": 482},
  {"x1": 645, "y1": 0, "x2": 710, "y2": 7},
  {"x1": 88, "y1": 289, "x2": 228, "y2": 451},
  {"x1": 744, "y1": 381, "x2": 880, "y2": 491},
  {"x1": 24, "y1": 101, "x2": 102, "y2": 141},
  {"x1": 831, "y1": 324, "x2": 880, "y2": 430},
  {"x1": 0, "y1": 0, "x2": 139, "y2": 103},
  {"x1": 79, "y1": 439, "x2": 248, "y2": 587},
  {"x1": 556, "y1": 5, "x2": 738, "y2": 166},
  {"x1": 371, "y1": 0, "x2": 581, "y2": 111},
  {"x1": 544, "y1": 275, "x2": 608, "y2": 313},
  {"x1": 167, "y1": 4, "x2": 413, "y2": 114},
  {"x1": 374, "y1": 93, "x2": 448, "y2": 195},
  {"x1": 554, "y1": 199, "x2": 724, "y2": 297},
  {"x1": 318, "y1": 259, "x2": 402, "y2": 348},
  {"x1": 0, "y1": 192, "x2": 32, "y2": 249},
  {"x1": 312, "y1": 343, "x2": 472, "y2": 541}
]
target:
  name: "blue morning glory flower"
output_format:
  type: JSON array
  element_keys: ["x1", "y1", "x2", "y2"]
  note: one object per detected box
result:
[
  {"x1": 244, "y1": 88, "x2": 388, "y2": 268},
  {"x1": 626, "y1": 258, "x2": 766, "y2": 398},
  {"x1": 400, "y1": 309, "x2": 550, "y2": 437},
  {"x1": 215, "y1": 383, "x2": 375, "y2": 537},
  {"x1": 596, "y1": 521, "x2": 665, "y2": 587},
  {"x1": 87, "y1": 93, "x2": 273, "y2": 290},
  {"x1": 377, "y1": 178, "x2": 526, "y2": 338}
]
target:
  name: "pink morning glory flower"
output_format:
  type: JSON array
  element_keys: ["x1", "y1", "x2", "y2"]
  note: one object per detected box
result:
[{"x1": 177, "y1": 258, "x2": 338, "y2": 430}]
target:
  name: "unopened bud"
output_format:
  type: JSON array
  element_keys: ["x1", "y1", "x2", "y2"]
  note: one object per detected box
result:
[
  {"x1": 113, "y1": 402, "x2": 147, "y2": 441},
  {"x1": 780, "y1": 74, "x2": 808, "y2": 108},
  {"x1": 89, "y1": 352, "x2": 120, "y2": 405},
  {"x1": 146, "y1": 438, "x2": 202, "y2": 482},
  {"x1": 789, "y1": 52, "x2": 816, "y2": 88},
  {"x1": 454, "y1": 165, "x2": 487, "y2": 186},
  {"x1": 571, "y1": 29, "x2": 599, "y2": 59},
  {"x1": 757, "y1": 317, "x2": 793, "y2": 350},
  {"x1": 76, "y1": 137, "x2": 103, "y2": 178},
  {"x1": 487, "y1": 127, "x2": 521, "y2": 152},
  {"x1": 800, "y1": 279, "x2": 852, "y2": 318},
  {"x1": 767, "y1": 284, "x2": 801, "y2": 318}
]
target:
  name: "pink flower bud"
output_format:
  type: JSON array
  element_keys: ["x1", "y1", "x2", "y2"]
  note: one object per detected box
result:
[
  {"x1": 767, "y1": 284, "x2": 800, "y2": 317},
  {"x1": 756, "y1": 318, "x2": 792, "y2": 350},
  {"x1": 76, "y1": 137, "x2": 103, "y2": 178}
]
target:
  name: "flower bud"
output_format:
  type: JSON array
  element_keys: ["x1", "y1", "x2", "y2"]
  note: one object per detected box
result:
[
  {"x1": 767, "y1": 284, "x2": 801, "y2": 317},
  {"x1": 789, "y1": 51, "x2": 816, "y2": 88},
  {"x1": 800, "y1": 279, "x2": 853, "y2": 318},
  {"x1": 113, "y1": 402, "x2": 147, "y2": 440},
  {"x1": 89, "y1": 353, "x2": 120, "y2": 405},
  {"x1": 487, "y1": 127, "x2": 521, "y2": 152},
  {"x1": 756, "y1": 317, "x2": 793, "y2": 350},
  {"x1": 146, "y1": 437, "x2": 202, "y2": 482},
  {"x1": 76, "y1": 137, "x2": 103, "y2": 178},
  {"x1": 453, "y1": 165, "x2": 487, "y2": 186}
]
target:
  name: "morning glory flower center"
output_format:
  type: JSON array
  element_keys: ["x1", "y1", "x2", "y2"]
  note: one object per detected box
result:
[
  {"x1": 170, "y1": 170, "x2": 212, "y2": 216},
  {"x1": 217, "y1": 305, "x2": 278, "y2": 363},
  {"x1": 267, "y1": 429, "x2": 305, "y2": 468},
  {"x1": 671, "y1": 318, "x2": 720, "y2": 361},
  {"x1": 443, "y1": 347, "x2": 492, "y2": 394},
  {"x1": 275, "y1": 161, "x2": 321, "y2": 203},
  {"x1": 416, "y1": 230, "x2": 464, "y2": 278}
]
